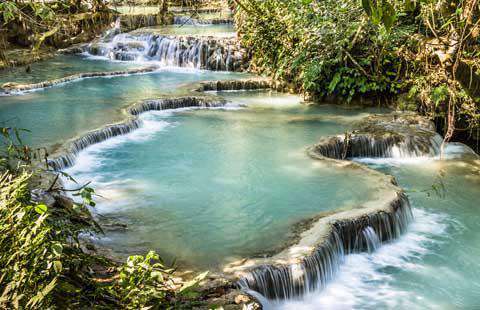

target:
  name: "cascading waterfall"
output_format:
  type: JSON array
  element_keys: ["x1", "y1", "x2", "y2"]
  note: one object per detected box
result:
[
  {"x1": 309, "y1": 132, "x2": 443, "y2": 160},
  {"x1": 237, "y1": 193, "x2": 412, "y2": 300},
  {"x1": 129, "y1": 97, "x2": 226, "y2": 115},
  {"x1": 239, "y1": 114, "x2": 436, "y2": 303},
  {"x1": 48, "y1": 97, "x2": 227, "y2": 171},
  {"x1": 85, "y1": 33, "x2": 244, "y2": 71},
  {"x1": 361, "y1": 226, "x2": 381, "y2": 253}
]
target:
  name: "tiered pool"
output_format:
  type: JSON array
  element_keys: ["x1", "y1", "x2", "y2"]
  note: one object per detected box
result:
[
  {"x1": 272, "y1": 157, "x2": 480, "y2": 309},
  {"x1": 64, "y1": 91, "x2": 388, "y2": 268},
  {"x1": 0, "y1": 56, "x2": 247, "y2": 147},
  {"x1": 1, "y1": 20, "x2": 480, "y2": 309}
]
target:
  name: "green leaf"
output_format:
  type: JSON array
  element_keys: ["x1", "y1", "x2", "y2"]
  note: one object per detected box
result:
[
  {"x1": 53, "y1": 261, "x2": 62, "y2": 273},
  {"x1": 34, "y1": 204, "x2": 48, "y2": 215},
  {"x1": 381, "y1": 2, "x2": 397, "y2": 32},
  {"x1": 151, "y1": 271, "x2": 164, "y2": 282},
  {"x1": 361, "y1": 0, "x2": 372, "y2": 16},
  {"x1": 51, "y1": 242, "x2": 63, "y2": 256}
]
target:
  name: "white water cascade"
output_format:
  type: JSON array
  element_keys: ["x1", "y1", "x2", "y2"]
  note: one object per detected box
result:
[
  {"x1": 237, "y1": 195, "x2": 413, "y2": 301},
  {"x1": 85, "y1": 32, "x2": 244, "y2": 71}
]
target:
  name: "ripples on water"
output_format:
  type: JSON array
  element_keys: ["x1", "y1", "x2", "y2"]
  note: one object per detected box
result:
[{"x1": 271, "y1": 208, "x2": 449, "y2": 309}]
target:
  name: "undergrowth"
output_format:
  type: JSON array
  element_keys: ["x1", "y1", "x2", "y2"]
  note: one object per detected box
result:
[{"x1": 0, "y1": 128, "x2": 208, "y2": 308}]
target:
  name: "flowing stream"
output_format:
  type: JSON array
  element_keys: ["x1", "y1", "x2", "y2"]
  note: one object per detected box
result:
[
  {"x1": 271, "y1": 157, "x2": 480, "y2": 309},
  {"x1": 1, "y1": 20, "x2": 479, "y2": 309}
]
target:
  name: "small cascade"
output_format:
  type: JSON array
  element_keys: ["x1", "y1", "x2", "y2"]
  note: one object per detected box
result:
[
  {"x1": 85, "y1": 33, "x2": 245, "y2": 71},
  {"x1": 173, "y1": 16, "x2": 233, "y2": 25},
  {"x1": 48, "y1": 120, "x2": 141, "y2": 171},
  {"x1": 238, "y1": 231, "x2": 345, "y2": 300},
  {"x1": 361, "y1": 226, "x2": 381, "y2": 253},
  {"x1": 49, "y1": 97, "x2": 227, "y2": 171},
  {"x1": 309, "y1": 132, "x2": 443, "y2": 160},
  {"x1": 102, "y1": 17, "x2": 122, "y2": 41},
  {"x1": 237, "y1": 193, "x2": 412, "y2": 300},
  {"x1": 1, "y1": 67, "x2": 157, "y2": 94},
  {"x1": 129, "y1": 97, "x2": 226, "y2": 115}
]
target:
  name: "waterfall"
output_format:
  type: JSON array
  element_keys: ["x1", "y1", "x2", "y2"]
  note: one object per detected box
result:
[
  {"x1": 360, "y1": 226, "x2": 381, "y2": 253},
  {"x1": 198, "y1": 79, "x2": 271, "y2": 92},
  {"x1": 309, "y1": 133, "x2": 443, "y2": 160},
  {"x1": 237, "y1": 193, "x2": 412, "y2": 300},
  {"x1": 129, "y1": 97, "x2": 226, "y2": 115},
  {"x1": 49, "y1": 97, "x2": 227, "y2": 171},
  {"x1": 173, "y1": 16, "x2": 233, "y2": 25},
  {"x1": 85, "y1": 33, "x2": 244, "y2": 71},
  {"x1": 1, "y1": 67, "x2": 158, "y2": 94},
  {"x1": 48, "y1": 120, "x2": 141, "y2": 171}
]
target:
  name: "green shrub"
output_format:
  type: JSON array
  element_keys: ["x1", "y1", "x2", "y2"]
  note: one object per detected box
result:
[
  {"x1": 0, "y1": 172, "x2": 100, "y2": 308},
  {"x1": 235, "y1": 0, "x2": 412, "y2": 101}
]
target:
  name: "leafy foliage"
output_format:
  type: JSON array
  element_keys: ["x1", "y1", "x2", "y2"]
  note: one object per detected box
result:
[
  {"x1": 0, "y1": 172, "x2": 101, "y2": 308},
  {"x1": 234, "y1": 0, "x2": 412, "y2": 101},
  {"x1": 235, "y1": 0, "x2": 479, "y2": 149},
  {"x1": 112, "y1": 251, "x2": 208, "y2": 308},
  {"x1": 0, "y1": 0, "x2": 111, "y2": 56},
  {"x1": 0, "y1": 128, "x2": 210, "y2": 308}
]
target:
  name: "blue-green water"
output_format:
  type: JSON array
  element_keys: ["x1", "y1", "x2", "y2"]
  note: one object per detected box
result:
[
  {"x1": 275, "y1": 157, "x2": 480, "y2": 309},
  {"x1": 0, "y1": 55, "x2": 136, "y2": 85},
  {"x1": 0, "y1": 57, "x2": 247, "y2": 147},
  {"x1": 1, "y1": 26, "x2": 480, "y2": 308},
  {"x1": 64, "y1": 91, "x2": 385, "y2": 268}
]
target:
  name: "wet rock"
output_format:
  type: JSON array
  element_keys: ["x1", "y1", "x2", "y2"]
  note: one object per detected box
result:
[
  {"x1": 194, "y1": 274, "x2": 261, "y2": 309},
  {"x1": 234, "y1": 294, "x2": 251, "y2": 304},
  {"x1": 308, "y1": 113, "x2": 442, "y2": 160},
  {"x1": 98, "y1": 216, "x2": 128, "y2": 232},
  {"x1": 58, "y1": 45, "x2": 86, "y2": 54},
  {"x1": 198, "y1": 78, "x2": 271, "y2": 92},
  {"x1": 31, "y1": 189, "x2": 56, "y2": 207},
  {"x1": 81, "y1": 31, "x2": 248, "y2": 71}
]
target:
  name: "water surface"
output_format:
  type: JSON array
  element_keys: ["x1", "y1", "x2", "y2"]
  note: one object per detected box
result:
[
  {"x1": 66, "y1": 91, "x2": 387, "y2": 269},
  {"x1": 0, "y1": 58, "x2": 248, "y2": 147},
  {"x1": 0, "y1": 55, "x2": 136, "y2": 85},
  {"x1": 274, "y1": 157, "x2": 480, "y2": 309}
]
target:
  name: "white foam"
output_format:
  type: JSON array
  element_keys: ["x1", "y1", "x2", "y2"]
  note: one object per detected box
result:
[
  {"x1": 268, "y1": 208, "x2": 448, "y2": 310},
  {"x1": 354, "y1": 156, "x2": 434, "y2": 166},
  {"x1": 64, "y1": 114, "x2": 170, "y2": 178},
  {"x1": 63, "y1": 103, "x2": 243, "y2": 194},
  {"x1": 442, "y1": 142, "x2": 479, "y2": 159}
]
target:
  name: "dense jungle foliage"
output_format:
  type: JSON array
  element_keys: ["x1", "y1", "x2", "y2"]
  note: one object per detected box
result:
[
  {"x1": 0, "y1": 0, "x2": 110, "y2": 48},
  {"x1": 0, "y1": 129, "x2": 207, "y2": 308},
  {"x1": 0, "y1": 0, "x2": 168, "y2": 68},
  {"x1": 233, "y1": 0, "x2": 480, "y2": 150}
]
